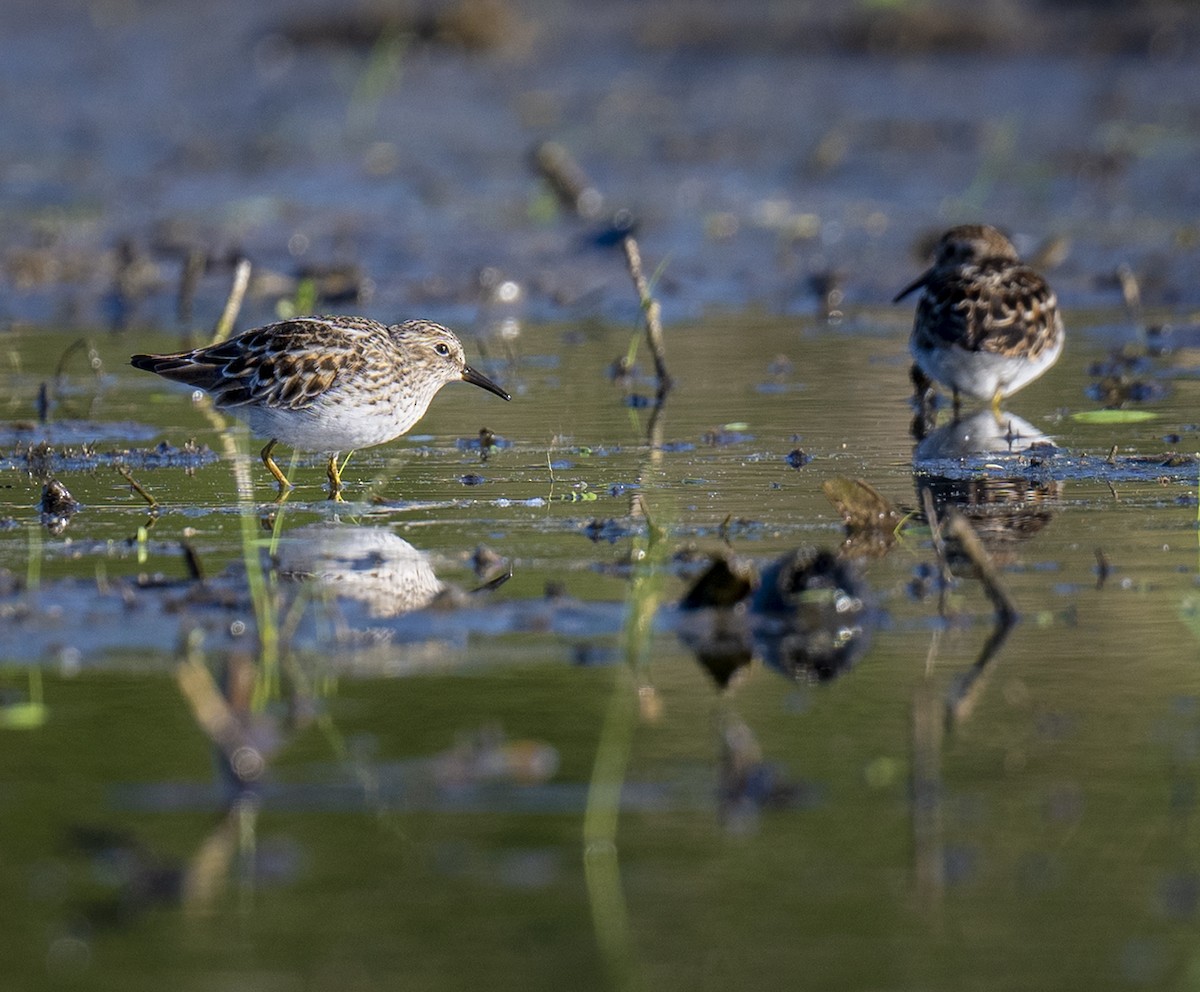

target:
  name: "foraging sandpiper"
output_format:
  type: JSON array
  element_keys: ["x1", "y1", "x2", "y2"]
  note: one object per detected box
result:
[{"x1": 132, "y1": 316, "x2": 510, "y2": 500}]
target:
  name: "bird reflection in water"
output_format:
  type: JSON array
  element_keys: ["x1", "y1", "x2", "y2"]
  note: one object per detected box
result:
[
  {"x1": 678, "y1": 547, "x2": 874, "y2": 688},
  {"x1": 913, "y1": 408, "x2": 1062, "y2": 562},
  {"x1": 677, "y1": 547, "x2": 875, "y2": 829},
  {"x1": 276, "y1": 522, "x2": 446, "y2": 619}
]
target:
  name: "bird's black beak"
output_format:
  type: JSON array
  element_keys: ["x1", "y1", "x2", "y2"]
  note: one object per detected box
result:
[
  {"x1": 893, "y1": 268, "x2": 932, "y2": 303},
  {"x1": 462, "y1": 365, "x2": 511, "y2": 401}
]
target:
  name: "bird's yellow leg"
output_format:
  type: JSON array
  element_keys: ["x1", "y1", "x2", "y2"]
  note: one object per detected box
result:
[
  {"x1": 261, "y1": 439, "x2": 293, "y2": 491},
  {"x1": 990, "y1": 388, "x2": 1004, "y2": 423},
  {"x1": 326, "y1": 455, "x2": 346, "y2": 502}
]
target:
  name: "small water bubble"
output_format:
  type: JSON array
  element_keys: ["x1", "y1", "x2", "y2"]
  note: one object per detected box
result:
[
  {"x1": 231, "y1": 746, "x2": 264, "y2": 781},
  {"x1": 496, "y1": 280, "x2": 522, "y2": 304}
]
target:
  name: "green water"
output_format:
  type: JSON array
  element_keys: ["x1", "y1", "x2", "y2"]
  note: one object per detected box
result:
[{"x1": 1, "y1": 313, "x2": 1199, "y2": 990}]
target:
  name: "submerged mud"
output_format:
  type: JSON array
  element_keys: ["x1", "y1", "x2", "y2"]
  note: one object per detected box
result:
[{"x1": 5, "y1": 1, "x2": 1200, "y2": 330}]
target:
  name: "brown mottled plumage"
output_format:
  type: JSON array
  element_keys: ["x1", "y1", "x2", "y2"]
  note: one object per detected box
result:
[
  {"x1": 131, "y1": 316, "x2": 509, "y2": 500},
  {"x1": 895, "y1": 225, "x2": 1064, "y2": 413}
]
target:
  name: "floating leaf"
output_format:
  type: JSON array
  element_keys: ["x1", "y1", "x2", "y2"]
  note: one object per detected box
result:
[
  {"x1": 1070, "y1": 410, "x2": 1159, "y2": 424},
  {"x1": 822, "y1": 477, "x2": 903, "y2": 558}
]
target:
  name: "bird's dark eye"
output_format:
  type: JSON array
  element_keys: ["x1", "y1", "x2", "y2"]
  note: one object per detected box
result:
[{"x1": 434, "y1": 343, "x2": 451, "y2": 357}]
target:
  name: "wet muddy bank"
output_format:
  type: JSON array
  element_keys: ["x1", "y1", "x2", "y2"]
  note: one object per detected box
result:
[{"x1": 6, "y1": 1, "x2": 1200, "y2": 331}]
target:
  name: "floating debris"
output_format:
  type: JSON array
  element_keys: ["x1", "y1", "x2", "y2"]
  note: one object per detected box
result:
[
  {"x1": 0, "y1": 440, "x2": 218, "y2": 475},
  {"x1": 584, "y1": 518, "x2": 635, "y2": 543},
  {"x1": 39, "y1": 479, "x2": 80, "y2": 536},
  {"x1": 702, "y1": 425, "x2": 754, "y2": 446},
  {"x1": 455, "y1": 429, "x2": 512, "y2": 453},
  {"x1": 822, "y1": 477, "x2": 903, "y2": 558},
  {"x1": 1086, "y1": 347, "x2": 1166, "y2": 406},
  {"x1": 0, "y1": 421, "x2": 163, "y2": 447},
  {"x1": 470, "y1": 544, "x2": 508, "y2": 583}
]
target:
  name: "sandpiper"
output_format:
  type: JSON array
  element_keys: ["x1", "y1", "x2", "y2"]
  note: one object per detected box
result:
[
  {"x1": 131, "y1": 316, "x2": 510, "y2": 500},
  {"x1": 895, "y1": 224, "x2": 1064, "y2": 416}
]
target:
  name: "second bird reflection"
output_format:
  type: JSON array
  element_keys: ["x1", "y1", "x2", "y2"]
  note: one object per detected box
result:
[{"x1": 913, "y1": 408, "x2": 1062, "y2": 560}]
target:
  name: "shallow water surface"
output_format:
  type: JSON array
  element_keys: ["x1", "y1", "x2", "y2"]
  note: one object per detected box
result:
[{"x1": 1, "y1": 311, "x2": 1199, "y2": 990}]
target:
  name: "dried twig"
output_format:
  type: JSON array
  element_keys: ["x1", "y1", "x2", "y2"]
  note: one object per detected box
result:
[
  {"x1": 531, "y1": 141, "x2": 671, "y2": 397},
  {"x1": 117, "y1": 464, "x2": 159, "y2": 510},
  {"x1": 1116, "y1": 262, "x2": 1144, "y2": 331},
  {"x1": 532, "y1": 141, "x2": 603, "y2": 219},
  {"x1": 177, "y1": 247, "x2": 208, "y2": 326},
  {"x1": 211, "y1": 256, "x2": 252, "y2": 345},
  {"x1": 181, "y1": 540, "x2": 205, "y2": 582},
  {"x1": 621, "y1": 235, "x2": 671, "y2": 397}
]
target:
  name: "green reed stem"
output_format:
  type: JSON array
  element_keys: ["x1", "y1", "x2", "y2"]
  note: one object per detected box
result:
[
  {"x1": 242, "y1": 499, "x2": 280, "y2": 708},
  {"x1": 348, "y1": 29, "x2": 409, "y2": 133},
  {"x1": 583, "y1": 664, "x2": 641, "y2": 992},
  {"x1": 582, "y1": 505, "x2": 665, "y2": 992}
]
